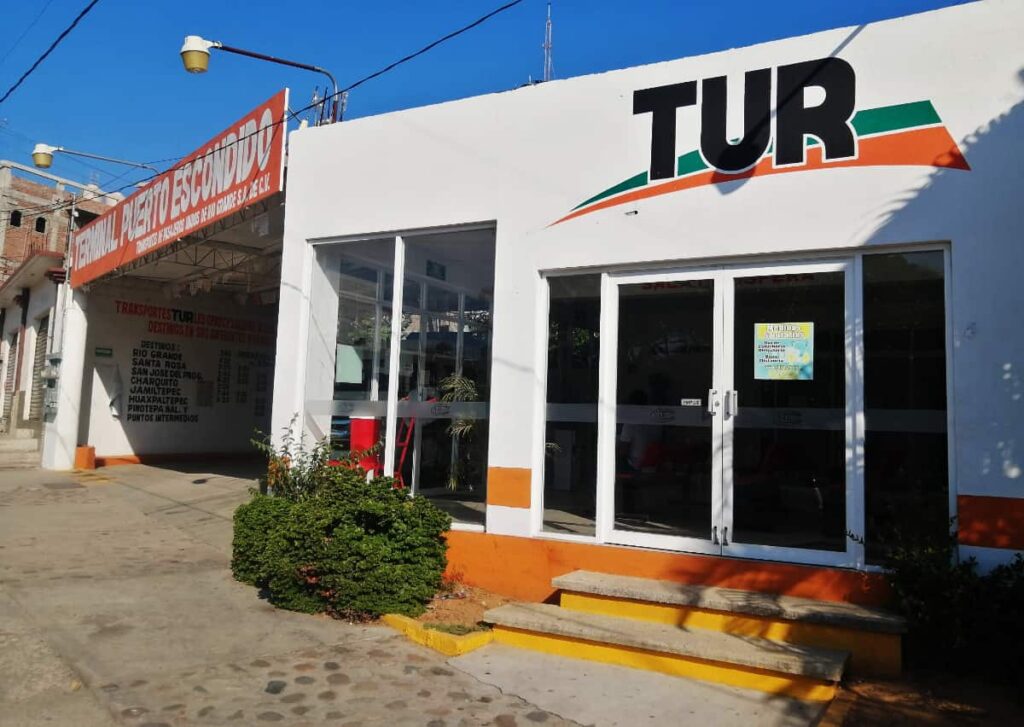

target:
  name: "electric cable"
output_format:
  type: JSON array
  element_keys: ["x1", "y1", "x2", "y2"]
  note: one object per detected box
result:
[
  {"x1": 4, "y1": 0, "x2": 526, "y2": 219},
  {"x1": 0, "y1": 0, "x2": 58, "y2": 67},
  {"x1": 0, "y1": 0, "x2": 102, "y2": 106}
]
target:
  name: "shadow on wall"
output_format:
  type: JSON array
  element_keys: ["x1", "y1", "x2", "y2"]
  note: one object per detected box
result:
[{"x1": 863, "y1": 70, "x2": 1024, "y2": 498}]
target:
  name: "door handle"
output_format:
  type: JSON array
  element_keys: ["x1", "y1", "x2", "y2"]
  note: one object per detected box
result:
[
  {"x1": 707, "y1": 389, "x2": 719, "y2": 416},
  {"x1": 722, "y1": 526, "x2": 729, "y2": 546},
  {"x1": 724, "y1": 390, "x2": 739, "y2": 418},
  {"x1": 712, "y1": 525, "x2": 719, "y2": 544}
]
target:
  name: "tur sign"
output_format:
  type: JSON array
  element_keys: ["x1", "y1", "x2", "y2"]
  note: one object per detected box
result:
[
  {"x1": 71, "y1": 90, "x2": 288, "y2": 288},
  {"x1": 633, "y1": 58, "x2": 857, "y2": 178},
  {"x1": 555, "y1": 57, "x2": 969, "y2": 226}
]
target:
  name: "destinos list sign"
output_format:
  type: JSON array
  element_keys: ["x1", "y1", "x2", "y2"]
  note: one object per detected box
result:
[{"x1": 71, "y1": 90, "x2": 288, "y2": 288}]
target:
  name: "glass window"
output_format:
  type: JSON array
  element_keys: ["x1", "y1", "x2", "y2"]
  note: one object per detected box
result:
[
  {"x1": 863, "y1": 251, "x2": 948, "y2": 562},
  {"x1": 614, "y1": 280, "x2": 715, "y2": 539},
  {"x1": 731, "y1": 272, "x2": 847, "y2": 551},
  {"x1": 543, "y1": 275, "x2": 601, "y2": 535},
  {"x1": 394, "y1": 230, "x2": 496, "y2": 525},
  {"x1": 304, "y1": 239, "x2": 395, "y2": 471}
]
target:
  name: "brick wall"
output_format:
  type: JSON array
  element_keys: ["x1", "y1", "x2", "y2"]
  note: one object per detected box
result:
[{"x1": 0, "y1": 169, "x2": 112, "y2": 283}]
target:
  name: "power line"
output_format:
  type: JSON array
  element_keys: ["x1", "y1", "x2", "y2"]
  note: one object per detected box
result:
[
  {"x1": 8, "y1": 0, "x2": 527, "y2": 218},
  {"x1": 145, "y1": 0, "x2": 527, "y2": 166},
  {"x1": 339, "y1": 0, "x2": 525, "y2": 98},
  {"x1": 0, "y1": 0, "x2": 58, "y2": 67},
  {"x1": 0, "y1": 0, "x2": 102, "y2": 106}
]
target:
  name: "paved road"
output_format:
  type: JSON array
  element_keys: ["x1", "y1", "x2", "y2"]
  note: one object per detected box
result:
[{"x1": 0, "y1": 463, "x2": 822, "y2": 726}]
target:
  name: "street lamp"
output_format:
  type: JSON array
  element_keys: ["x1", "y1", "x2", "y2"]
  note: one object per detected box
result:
[
  {"x1": 31, "y1": 143, "x2": 159, "y2": 172},
  {"x1": 180, "y1": 35, "x2": 341, "y2": 123}
]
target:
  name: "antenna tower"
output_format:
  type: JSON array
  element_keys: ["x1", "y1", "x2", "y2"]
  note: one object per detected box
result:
[{"x1": 543, "y1": 3, "x2": 553, "y2": 82}]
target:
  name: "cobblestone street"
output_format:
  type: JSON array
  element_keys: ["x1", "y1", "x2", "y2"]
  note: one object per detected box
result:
[
  {"x1": 0, "y1": 465, "x2": 577, "y2": 727},
  {"x1": 0, "y1": 463, "x2": 820, "y2": 726}
]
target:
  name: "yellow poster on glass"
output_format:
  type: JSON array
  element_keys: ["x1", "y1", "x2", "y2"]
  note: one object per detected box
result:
[{"x1": 754, "y1": 322, "x2": 814, "y2": 380}]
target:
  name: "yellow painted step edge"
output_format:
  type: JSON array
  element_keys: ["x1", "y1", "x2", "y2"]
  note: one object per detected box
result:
[
  {"x1": 561, "y1": 591, "x2": 900, "y2": 678},
  {"x1": 381, "y1": 614, "x2": 494, "y2": 657},
  {"x1": 493, "y1": 625, "x2": 838, "y2": 703}
]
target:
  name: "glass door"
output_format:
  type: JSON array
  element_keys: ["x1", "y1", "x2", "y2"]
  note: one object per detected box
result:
[
  {"x1": 721, "y1": 261, "x2": 855, "y2": 567},
  {"x1": 601, "y1": 270, "x2": 724, "y2": 555},
  {"x1": 600, "y1": 260, "x2": 858, "y2": 567}
]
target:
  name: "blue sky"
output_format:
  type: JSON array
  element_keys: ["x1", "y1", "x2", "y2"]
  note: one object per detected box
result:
[{"x1": 0, "y1": 0, "x2": 972, "y2": 191}]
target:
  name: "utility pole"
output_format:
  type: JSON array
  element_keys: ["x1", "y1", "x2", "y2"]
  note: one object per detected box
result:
[{"x1": 543, "y1": 3, "x2": 554, "y2": 82}]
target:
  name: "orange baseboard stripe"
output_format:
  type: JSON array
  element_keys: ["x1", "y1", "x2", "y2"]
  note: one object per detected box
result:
[
  {"x1": 445, "y1": 531, "x2": 890, "y2": 607},
  {"x1": 94, "y1": 451, "x2": 261, "y2": 468},
  {"x1": 486, "y1": 467, "x2": 531, "y2": 508},
  {"x1": 958, "y1": 495, "x2": 1024, "y2": 550},
  {"x1": 74, "y1": 446, "x2": 96, "y2": 470}
]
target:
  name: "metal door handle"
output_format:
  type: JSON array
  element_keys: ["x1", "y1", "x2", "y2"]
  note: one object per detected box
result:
[
  {"x1": 712, "y1": 525, "x2": 719, "y2": 544},
  {"x1": 725, "y1": 390, "x2": 739, "y2": 418},
  {"x1": 707, "y1": 389, "x2": 719, "y2": 416},
  {"x1": 722, "y1": 526, "x2": 729, "y2": 546}
]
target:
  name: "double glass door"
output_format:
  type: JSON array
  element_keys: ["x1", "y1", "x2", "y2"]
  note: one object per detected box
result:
[{"x1": 600, "y1": 260, "x2": 856, "y2": 566}]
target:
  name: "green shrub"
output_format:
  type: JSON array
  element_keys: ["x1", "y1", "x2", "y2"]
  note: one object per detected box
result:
[
  {"x1": 232, "y1": 429, "x2": 452, "y2": 619},
  {"x1": 232, "y1": 494, "x2": 293, "y2": 585},
  {"x1": 873, "y1": 522, "x2": 1024, "y2": 686}
]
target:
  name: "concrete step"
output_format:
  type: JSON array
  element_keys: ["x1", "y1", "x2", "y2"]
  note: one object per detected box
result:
[
  {"x1": 552, "y1": 570, "x2": 903, "y2": 677},
  {"x1": 483, "y1": 602, "x2": 847, "y2": 702},
  {"x1": 0, "y1": 450, "x2": 41, "y2": 469},
  {"x1": 0, "y1": 437, "x2": 41, "y2": 453}
]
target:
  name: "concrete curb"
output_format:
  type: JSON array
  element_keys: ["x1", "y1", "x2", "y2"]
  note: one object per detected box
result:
[{"x1": 381, "y1": 614, "x2": 494, "y2": 657}]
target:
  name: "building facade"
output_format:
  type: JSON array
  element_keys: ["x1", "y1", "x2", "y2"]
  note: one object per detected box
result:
[
  {"x1": 0, "y1": 164, "x2": 113, "y2": 444},
  {"x1": 273, "y1": 0, "x2": 1024, "y2": 601}
]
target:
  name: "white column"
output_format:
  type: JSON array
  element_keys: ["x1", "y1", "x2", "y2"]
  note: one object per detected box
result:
[
  {"x1": 41, "y1": 287, "x2": 87, "y2": 470},
  {"x1": 271, "y1": 230, "x2": 315, "y2": 450}
]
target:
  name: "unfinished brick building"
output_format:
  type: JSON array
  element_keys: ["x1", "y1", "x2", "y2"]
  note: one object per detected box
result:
[{"x1": 0, "y1": 162, "x2": 115, "y2": 283}]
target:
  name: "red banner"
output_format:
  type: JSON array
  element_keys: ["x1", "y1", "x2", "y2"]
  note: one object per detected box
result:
[{"x1": 71, "y1": 90, "x2": 288, "y2": 288}]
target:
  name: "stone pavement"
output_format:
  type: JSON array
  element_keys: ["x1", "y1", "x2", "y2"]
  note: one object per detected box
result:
[{"x1": 0, "y1": 463, "x2": 823, "y2": 726}]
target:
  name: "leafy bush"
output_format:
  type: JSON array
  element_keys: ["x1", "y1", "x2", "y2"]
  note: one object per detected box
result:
[
  {"x1": 232, "y1": 494, "x2": 293, "y2": 586},
  {"x1": 232, "y1": 428, "x2": 451, "y2": 618},
  {"x1": 873, "y1": 522, "x2": 1024, "y2": 685}
]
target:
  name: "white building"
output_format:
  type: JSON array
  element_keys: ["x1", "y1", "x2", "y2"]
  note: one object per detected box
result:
[{"x1": 272, "y1": 0, "x2": 1024, "y2": 605}]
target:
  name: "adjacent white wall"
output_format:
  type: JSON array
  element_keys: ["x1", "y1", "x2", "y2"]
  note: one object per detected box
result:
[
  {"x1": 80, "y1": 282, "x2": 277, "y2": 457},
  {"x1": 274, "y1": 1, "x2": 1024, "y2": 555}
]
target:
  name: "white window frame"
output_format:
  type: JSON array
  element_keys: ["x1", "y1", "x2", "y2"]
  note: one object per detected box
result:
[
  {"x1": 307, "y1": 222, "x2": 496, "y2": 532},
  {"x1": 532, "y1": 243, "x2": 954, "y2": 571}
]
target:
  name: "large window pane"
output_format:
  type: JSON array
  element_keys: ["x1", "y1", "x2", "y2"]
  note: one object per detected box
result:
[
  {"x1": 731, "y1": 272, "x2": 847, "y2": 551},
  {"x1": 304, "y1": 239, "x2": 394, "y2": 472},
  {"x1": 543, "y1": 275, "x2": 600, "y2": 535},
  {"x1": 614, "y1": 280, "x2": 715, "y2": 539},
  {"x1": 864, "y1": 252, "x2": 948, "y2": 562},
  {"x1": 396, "y1": 229, "x2": 495, "y2": 525}
]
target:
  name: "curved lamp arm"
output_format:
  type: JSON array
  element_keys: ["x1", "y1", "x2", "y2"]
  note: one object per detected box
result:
[
  {"x1": 181, "y1": 35, "x2": 340, "y2": 122},
  {"x1": 32, "y1": 143, "x2": 158, "y2": 172}
]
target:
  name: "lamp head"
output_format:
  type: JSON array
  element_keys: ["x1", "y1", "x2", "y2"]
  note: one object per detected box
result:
[
  {"x1": 31, "y1": 143, "x2": 58, "y2": 169},
  {"x1": 180, "y1": 35, "x2": 216, "y2": 73}
]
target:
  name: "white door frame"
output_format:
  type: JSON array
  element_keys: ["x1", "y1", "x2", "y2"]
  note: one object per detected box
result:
[
  {"x1": 719, "y1": 258, "x2": 861, "y2": 568},
  {"x1": 595, "y1": 259, "x2": 863, "y2": 568},
  {"x1": 597, "y1": 266, "x2": 725, "y2": 555}
]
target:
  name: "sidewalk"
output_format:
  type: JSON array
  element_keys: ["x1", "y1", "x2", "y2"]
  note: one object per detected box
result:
[{"x1": 0, "y1": 464, "x2": 822, "y2": 726}]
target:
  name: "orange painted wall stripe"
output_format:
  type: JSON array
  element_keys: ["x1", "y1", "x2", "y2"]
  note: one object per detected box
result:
[
  {"x1": 555, "y1": 126, "x2": 969, "y2": 225},
  {"x1": 486, "y1": 467, "x2": 532, "y2": 508},
  {"x1": 445, "y1": 531, "x2": 890, "y2": 607},
  {"x1": 958, "y1": 495, "x2": 1024, "y2": 550}
]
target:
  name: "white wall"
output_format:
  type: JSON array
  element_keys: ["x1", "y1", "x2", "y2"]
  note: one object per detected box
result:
[
  {"x1": 275, "y1": 1, "x2": 1024, "y2": 515},
  {"x1": 83, "y1": 282, "x2": 276, "y2": 456}
]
